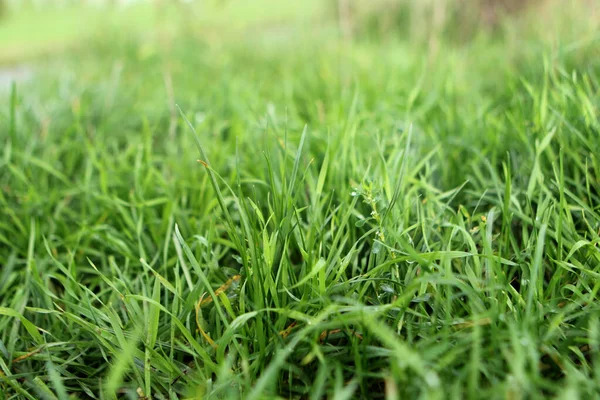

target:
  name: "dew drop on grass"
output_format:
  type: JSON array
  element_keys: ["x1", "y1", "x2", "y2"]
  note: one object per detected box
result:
[
  {"x1": 194, "y1": 112, "x2": 206, "y2": 124},
  {"x1": 232, "y1": 255, "x2": 243, "y2": 264},
  {"x1": 372, "y1": 241, "x2": 382, "y2": 254},
  {"x1": 381, "y1": 284, "x2": 394, "y2": 294},
  {"x1": 194, "y1": 235, "x2": 209, "y2": 247},
  {"x1": 425, "y1": 371, "x2": 440, "y2": 387}
]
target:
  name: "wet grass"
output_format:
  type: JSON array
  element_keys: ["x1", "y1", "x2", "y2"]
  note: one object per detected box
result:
[{"x1": 1, "y1": 1, "x2": 599, "y2": 398}]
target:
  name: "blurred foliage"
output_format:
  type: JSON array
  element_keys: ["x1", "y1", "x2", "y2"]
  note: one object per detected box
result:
[
  {"x1": 338, "y1": 0, "x2": 599, "y2": 43},
  {"x1": 0, "y1": 0, "x2": 598, "y2": 65}
]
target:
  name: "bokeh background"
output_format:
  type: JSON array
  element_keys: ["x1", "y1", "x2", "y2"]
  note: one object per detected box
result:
[{"x1": 0, "y1": 0, "x2": 598, "y2": 66}]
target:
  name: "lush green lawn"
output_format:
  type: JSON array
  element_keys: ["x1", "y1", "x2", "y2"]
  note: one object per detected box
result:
[{"x1": 1, "y1": 1, "x2": 600, "y2": 398}]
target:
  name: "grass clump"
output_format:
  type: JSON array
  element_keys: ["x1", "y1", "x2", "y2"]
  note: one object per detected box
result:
[{"x1": 1, "y1": 1, "x2": 600, "y2": 398}]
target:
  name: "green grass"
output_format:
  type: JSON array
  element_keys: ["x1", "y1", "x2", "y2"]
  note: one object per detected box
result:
[{"x1": 1, "y1": 1, "x2": 600, "y2": 398}]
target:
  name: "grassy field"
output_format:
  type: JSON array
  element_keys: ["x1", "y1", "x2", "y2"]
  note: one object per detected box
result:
[{"x1": 1, "y1": 1, "x2": 600, "y2": 398}]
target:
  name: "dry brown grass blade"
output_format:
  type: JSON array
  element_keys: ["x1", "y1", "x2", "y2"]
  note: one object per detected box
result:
[
  {"x1": 195, "y1": 293, "x2": 218, "y2": 349},
  {"x1": 319, "y1": 329, "x2": 363, "y2": 343},
  {"x1": 198, "y1": 275, "x2": 241, "y2": 307},
  {"x1": 279, "y1": 321, "x2": 297, "y2": 339},
  {"x1": 12, "y1": 346, "x2": 44, "y2": 363},
  {"x1": 194, "y1": 275, "x2": 242, "y2": 349}
]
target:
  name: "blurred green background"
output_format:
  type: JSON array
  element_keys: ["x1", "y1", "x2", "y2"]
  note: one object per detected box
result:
[
  {"x1": 1, "y1": 0, "x2": 597, "y2": 97},
  {"x1": 0, "y1": 0, "x2": 597, "y2": 64}
]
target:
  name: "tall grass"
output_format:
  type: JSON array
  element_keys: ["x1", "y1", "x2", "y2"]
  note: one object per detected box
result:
[{"x1": 1, "y1": 0, "x2": 599, "y2": 398}]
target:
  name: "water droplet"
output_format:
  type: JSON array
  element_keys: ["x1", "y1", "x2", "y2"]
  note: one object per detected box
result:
[
  {"x1": 232, "y1": 255, "x2": 243, "y2": 264},
  {"x1": 425, "y1": 371, "x2": 440, "y2": 387},
  {"x1": 372, "y1": 241, "x2": 382, "y2": 254},
  {"x1": 194, "y1": 112, "x2": 206, "y2": 124},
  {"x1": 381, "y1": 284, "x2": 394, "y2": 294}
]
